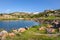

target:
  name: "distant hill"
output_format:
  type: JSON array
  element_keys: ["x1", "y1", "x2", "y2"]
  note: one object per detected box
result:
[{"x1": 0, "y1": 9, "x2": 60, "y2": 20}]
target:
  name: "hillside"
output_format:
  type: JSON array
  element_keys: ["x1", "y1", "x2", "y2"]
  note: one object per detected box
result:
[{"x1": 0, "y1": 9, "x2": 60, "y2": 20}]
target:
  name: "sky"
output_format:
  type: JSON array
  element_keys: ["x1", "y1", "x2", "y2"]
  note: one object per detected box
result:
[{"x1": 0, "y1": 0, "x2": 60, "y2": 13}]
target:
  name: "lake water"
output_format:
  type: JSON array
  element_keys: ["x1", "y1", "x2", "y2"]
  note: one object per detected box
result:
[{"x1": 0, "y1": 20, "x2": 39, "y2": 31}]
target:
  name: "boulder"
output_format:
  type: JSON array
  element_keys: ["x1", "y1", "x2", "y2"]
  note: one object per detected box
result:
[
  {"x1": 0, "y1": 30, "x2": 8, "y2": 37},
  {"x1": 0, "y1": 30, "x2": 8, "y2": 40},
  {"x1": 0, "y1": 32, "x2": 3, "y2": 37},
  {"x1": 47, "y1": 24, "x2": 53, "y2": 28},
  {"x1": 46, "y1": 28, "x2": 56, "y2": 33},
  {"x1": 39, "y1": 27, "x2": 46, "y2": 30},
  {"x1": 18, "y1": 28, "x2": 26, "y2": 32},
  {"x1": 13, "y1": 29, "x2": 18, "y2": 33},
  {"x1": 9, "y1": 32, "x2": 15, "y2": 38}
]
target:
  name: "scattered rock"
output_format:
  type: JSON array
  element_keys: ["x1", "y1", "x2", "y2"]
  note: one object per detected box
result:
[
  {"x1": 0, "y1": 30, "x2": 8, "y2": 37},
  {"x1": 9, "y1": 32, "x2": 15, "y2": 38},
  {"x1": 47, "y1": 24, "x2": 53, "y2": 28},
  {"x1": 0, "y1": 30, "x2": 8, "y2": 40},
  {"x1": 38, "y1": 27, "x2": 46, "y2": 30},
  {"x1": 18, "y1": 28, "x2": 26, "y2": 32},
  {"x1": 13, "y1": 29, "x2": 18, "y2": 34},
  {"x1": 46, "y1": 28, "x2": 56, "y2": 33}
]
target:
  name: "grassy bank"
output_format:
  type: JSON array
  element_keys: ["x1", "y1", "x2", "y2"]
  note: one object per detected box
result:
[
  {"x1": 6, "y1": 34, "x2": 60, "y2": 40},
  {"x1": 2, "y1": 25, "x2": 59, "y2": 40}
]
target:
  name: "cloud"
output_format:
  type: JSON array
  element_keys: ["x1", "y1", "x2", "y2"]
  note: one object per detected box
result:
[{"x1": 33, "y1": 12, "x2": 39, "y2": 14}]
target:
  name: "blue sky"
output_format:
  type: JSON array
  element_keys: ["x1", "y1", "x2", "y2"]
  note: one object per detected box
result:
[{"x1": 0, "y1": 0, "x2": 60, "y2": 13}]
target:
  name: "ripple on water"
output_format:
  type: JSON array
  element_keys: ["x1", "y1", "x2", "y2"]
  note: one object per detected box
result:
[{"x1": 0, "y1": 20, "x2": 39, "y2": 31}]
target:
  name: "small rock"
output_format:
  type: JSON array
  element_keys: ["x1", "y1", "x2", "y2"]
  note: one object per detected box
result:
[
  {"x1": 9, "y1": 32, "x2": 15, "y2": 38},
  {"x1": 18, "y1": 28, "x2": 26, "y2": 32}
]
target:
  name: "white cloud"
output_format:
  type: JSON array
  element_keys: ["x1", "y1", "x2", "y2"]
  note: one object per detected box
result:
[{"x1": 33, "y1": 12, "x2": 39, "y2": 14}]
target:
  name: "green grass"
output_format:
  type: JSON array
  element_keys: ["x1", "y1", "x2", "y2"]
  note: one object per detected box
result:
[
  {"x1": 5, "y1": 25, "x2": 60, "y2": 40},
  {"x1": 6, "y1": 33, "x2": 60, "y2": 40},
  {"x1": 0, "y1": 24, "x2": 59, "y2": 40},
  {"x1": 39, "y1": 16, "x2": 60, "y2": 20}
]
